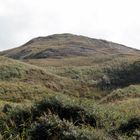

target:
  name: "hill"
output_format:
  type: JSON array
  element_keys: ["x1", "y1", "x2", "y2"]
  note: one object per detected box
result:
[
  {"x1": 1, "y1": 33, "x2": 139, "y2": 60},
  {"x1": 0, "y1": 34, "x2": 140, "y2": 99},
  {"x1": 0, "y1": 56, "x2": 86, "y2": 102},
  {"x1": 0, "y1": 34, "x2": 140, "y2": 139}
]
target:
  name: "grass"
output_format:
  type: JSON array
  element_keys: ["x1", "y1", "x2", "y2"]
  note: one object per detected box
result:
[
  {"x1": 0, "y1": 88, "x2": 139, "y2": 139},
  {"x1": 1, "y1": 33, "x2": 140, "y2": 60},
  {"x1": 0, "y1": 81, "x2": 49, "y2": 102},
  {"x1": 0, "y1": 56, "x2": 89, "y2": 97},
  {"x1": 100, "y1": 84, "x2": 140, "y2": 103},
  {"x1": 0, "y1": 46, "x2": 140, "y2": 139},
  {"x1": 0, "y1": 93, "x2": 139, "y2": 139}
]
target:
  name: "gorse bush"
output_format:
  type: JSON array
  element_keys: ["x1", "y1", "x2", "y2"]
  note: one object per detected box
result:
[
  {"x1": 0, "y1": 93, "x2": 140, "y2": 139},
  {"x1": 100, "y1": 85, "x2": 140, "y2": 103},
  {"x1": 0, "y1": 107, "x2": 31, "y2": 139},
  {"x1": 29, "y1": 115, "x2": 112, "y2": 140},
  {"x1": 0, "y1": 94, "x2": 100, "y2": 139},
  {"x1": 98, "y1": 60, "x2": 140, "y2": 89},
  {"x1": 0, "y1": 94, "x2": 107, "y2": 140},
  {"x1": 31, "y1": 95, "x2": 97, "y2": 127},
  {"x1": 118, "y1": 117, "x2": 140, "y2": 136},
  {"x1": 116, "y1": 117, "x2": 140, "y2": 140}
]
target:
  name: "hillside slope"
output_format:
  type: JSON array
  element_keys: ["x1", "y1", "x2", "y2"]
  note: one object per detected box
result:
[
  {"x1": 0, "y1": 34, "x2": 140, "y2": 140},
  {"x1": 0, "y1": 34, "x2": 140, "y2": 99},
  {"x1": 1, "y1": 33, "x2": 139, "y2": 59},
  {"x1": 0, "y1": 56, "x2": 85, "y2": 102}
]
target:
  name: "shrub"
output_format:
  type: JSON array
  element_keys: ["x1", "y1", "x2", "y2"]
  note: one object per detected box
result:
[
  {"x1": 32, "y1": 95, "x2": 97, "y2": 127},
  {"x1": 100, "y1": 85, "x2": 140, "y2": 103},
  {"x1": 118, "y1": 117, "x2": 140, "y2": 136},
  {"x1": 98, "y1": 60, "x2": 140, "y2": 89},
  {"x1": 29, "y1": 115, "x2": 111, "y2": 140}
]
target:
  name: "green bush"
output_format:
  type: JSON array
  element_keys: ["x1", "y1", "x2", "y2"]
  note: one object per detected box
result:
[
  {"x1": 31, "y1": 95, "x2": 97, "y2": 127},
  {"x1": 98, "y1": 60, "x2": 140, "y2": 89},
  {"x1": 0, "y1": 93, "x2": 139, "y2": 140},
  {"x1": 118, "y1": 117, "x2": 140, "y2": 135},
  {"x1": 100, "y1": 85, "x2": 140, "y2": 103},
  {"x1": 29, "y1": 115, "x2": 111, "y2": 140}
]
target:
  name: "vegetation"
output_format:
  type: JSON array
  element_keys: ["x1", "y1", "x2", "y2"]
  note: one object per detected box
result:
[
  {"x1": 100, "y1": 85, "x2": 140, "y2": 103},
  {"x1": 1, "y1": 34, "x2": 139, "y2": 59},
  {"x1": 98, "y1": 60, "x2": 140, "y2": 89},
  {"x1": 0, "y1": 34, "x2": 140, "y2": 139},
  {"x1": 0, "y1": 93, "x2": 140, "y2": 139}
]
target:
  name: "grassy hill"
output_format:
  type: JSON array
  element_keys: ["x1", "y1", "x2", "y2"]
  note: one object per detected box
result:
[
  {"x1": 1, "y1": 33, "x2": 139, "y2": 60},
  {"x1": 0, "y1": 34, "x2": 140, "y2": 139},
  {"x1": 0, "y1": 56, "x2": 87, "y2": 102}
]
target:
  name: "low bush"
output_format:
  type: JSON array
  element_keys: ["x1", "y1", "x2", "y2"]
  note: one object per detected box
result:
[
  {"x1": 100, "y1": 85, "x2": 140, "y2": 103},
  {"x1": 98, "y1": 60, "x2": 140, "y2": 89},
  {"x1": 0, "y1": 93, "x2": 140, "y2": 139},
  {"x1": 29, "y1": 115, "x2": 111, "y2": 140},
  {"x1": 31, "y1": 95, "x2": 97, "y2": 127},
  {"x1": 118, "y1": 117, "x2": 140, "y2": 136}
]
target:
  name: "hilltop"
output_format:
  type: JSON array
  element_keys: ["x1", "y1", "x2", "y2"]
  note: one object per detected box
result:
[{"x1": 1, "y1": 33, "x2": 139, "y2": 60}]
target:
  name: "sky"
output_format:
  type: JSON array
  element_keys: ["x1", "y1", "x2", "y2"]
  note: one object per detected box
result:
[{"x1": 0, "y1": 0, "x2": 140, "y2": 51}]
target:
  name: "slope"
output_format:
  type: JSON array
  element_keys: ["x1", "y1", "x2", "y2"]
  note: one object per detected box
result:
[
  {"x1": 0, "y1": 34, "x2": 140, "y2": 140},
  {"x1": 0, "y1": 56, "x2": 85, "y2": 102},
  {"x1": 1, "y1": 33, "x2": 139, "y2": 60}
]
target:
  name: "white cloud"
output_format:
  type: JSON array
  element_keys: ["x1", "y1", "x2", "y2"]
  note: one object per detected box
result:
[{"x1": 0, "y1": 0, "x2": 140, "y2": 51}]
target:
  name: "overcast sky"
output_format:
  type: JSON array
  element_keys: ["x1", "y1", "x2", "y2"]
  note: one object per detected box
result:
[{"x1": 0, "y1": 0, "x2": 140, "y2": 51}]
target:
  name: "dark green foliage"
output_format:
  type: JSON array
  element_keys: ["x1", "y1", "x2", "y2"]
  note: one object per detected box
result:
[
  {"x1": 118, "y1": 117, "x2": 140, "y2": 136},
  {"x1": 0, "y1": 107, "x2": 31, "y2": 139},
  {"x1": 0, "y1": 95, "x2": 109, "y2": 140},
  {"x1": 32, "y1": 96, "x2": 96, "y2": 127},
  {"x1": 29, "y1": 115, "x2": 77, "y2": 140},
  {"x1": 8, "y1": 108, "x2": 31, "y2": 127},
  {"x1": 100, "y1": 85, "x2": 140, "y2": 103},
  {"x1": 29, "y1": 115, "x2": 110, "y2": 140},
  {"x1": 98, "y1": 60, "x2": 140, "y2": 89},
  {"x1": 0, "y1": 92, "x2": 140, "y2": 140},
  {"x1": 2, "y1": 104, "x2": 12, "y2": 113}
]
